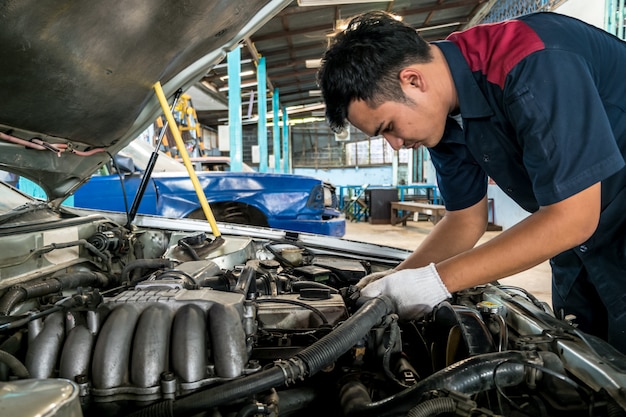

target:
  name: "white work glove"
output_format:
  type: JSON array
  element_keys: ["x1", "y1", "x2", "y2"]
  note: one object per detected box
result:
[
  {"x1": 355, "y1": 268, "x2": 396, "y2": 290},
  {"x1": 360, "y1": 263, "x2": 451, "y2": 320}
]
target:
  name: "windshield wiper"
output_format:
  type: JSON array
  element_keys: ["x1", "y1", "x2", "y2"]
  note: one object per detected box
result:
[{"x1": 0, "y1": 201, "x2": 51, "y2": 225}]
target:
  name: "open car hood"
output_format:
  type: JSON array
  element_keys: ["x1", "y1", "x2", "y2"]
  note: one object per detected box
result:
[{"x1": 0, "y1": 0, "x2": 289, "y2": 203}]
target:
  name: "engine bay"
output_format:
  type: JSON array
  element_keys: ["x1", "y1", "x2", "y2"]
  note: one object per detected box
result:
[{"x1": 1, "y1": 214, "x2": 626, "y2": 417}]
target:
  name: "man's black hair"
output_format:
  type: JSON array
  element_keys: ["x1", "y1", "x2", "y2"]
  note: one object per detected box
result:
[{"x1": 317, "y1": 11, "x2": 433, "y2": 132}]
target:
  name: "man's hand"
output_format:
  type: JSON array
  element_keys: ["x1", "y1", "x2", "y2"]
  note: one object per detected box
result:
[
  {"x1": 360, "y1": 263, "x2": 451, "y2": 320},
  {"x1": 354, "y1": 268, "x2": 396, "y2": 290}
]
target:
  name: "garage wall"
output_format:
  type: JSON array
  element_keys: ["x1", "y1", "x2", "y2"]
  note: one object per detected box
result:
[
  {"x1": 555, "y1": 0, "x2": 605, "y2": 28},
  {"x1": 487, "y1": 186, "x2": 531, "y2": 229},
  {"x1": 242, "y1": 2, "x2": 608, "y2": 231},
  {"x1": 296, "y1": 166, "x2": 394, "y2": 187}
]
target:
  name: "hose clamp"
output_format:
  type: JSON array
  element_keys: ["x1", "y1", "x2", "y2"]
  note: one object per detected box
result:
[{"x1": 274, "y1": 358, "x2": 306, "y2": 386}]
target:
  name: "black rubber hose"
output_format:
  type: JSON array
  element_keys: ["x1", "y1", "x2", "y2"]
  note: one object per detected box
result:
[
  {"x1": 0, "y1": 287, "x2": 40, "y2": 316},
  {"x1": 234, "y1": 266, "x2": 256, "y2": 297},
  {"x1": 0, "y1": 349, "x2": 30, "y2": 378},
  {"x1": 173, "y1": 367, "x2": 286, "y2": 416},
  {"x1": 235, "y1": 403, "x2": 269, "y2": 417},
  {"x1": 296, "y1": 295, "x2": 393, "y2": 375},
  {"x1": 608, "y1": 400, "x2": 626, "y2": 417},
  {"x1": 256, "y1": 298, "x2": 329, "y2": 325},
  {"x1": 0, "y1": 271, "x2": 108, "y2": 315},
  {"x1": 199, "y1": 276, "x2": 231, "y2": 291},
  {"x1": 274, "y1": 387, "x2": 318, "y2": 415},
  {"x1": 57, "y1": 271, "x2": 109, "y2": 289},
  {"x1": 340, "y1": 379, "x2": 373, "y2": 416},
  {"x1": 408, "y1": 397, "x2": 456, "y2": 417},
  {"x1": 291, "y1": 280, "x2": 339, "y2": 294},
  {"x1": 121, "y1": 258, "x2": 176, "y2": 286},
  {"x1": 346, "y1": 350, "x2": 530, "y2": 416},
  {"x1": 125, "y1": 296, "x2": 394, "y2": 417},
  {"x1": 126, "y1": 396, "x2": 175, "y2": 417}
]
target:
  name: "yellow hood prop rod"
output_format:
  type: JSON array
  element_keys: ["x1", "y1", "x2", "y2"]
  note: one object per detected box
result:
[{"x1": 153, "y1": 81, "x2": 222, "y2": 238}]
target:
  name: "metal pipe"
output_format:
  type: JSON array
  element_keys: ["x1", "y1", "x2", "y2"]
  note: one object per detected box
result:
[
  {"x1": 92, "y1": 304, "x2": 141, "y2": 389},
  {"x1": 171, "y1": 304, "x2": 208, "y2": 383},
  {"x1": 60, "y1": 325, "x2": 94, "y2": 381},
  {"x1": 209, "y1": 302, "x2": 247, "y2": 378},
  {"x1": 25, "y1": 311, "x2": 65, "y2": 378},
  {"x1": 132, "y1": 304, "x2": 172, "y2": 388}
]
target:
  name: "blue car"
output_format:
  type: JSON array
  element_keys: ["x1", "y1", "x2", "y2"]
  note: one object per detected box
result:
[{"x1": 71, "y1": 140, "x2": 345, "y2": 237}]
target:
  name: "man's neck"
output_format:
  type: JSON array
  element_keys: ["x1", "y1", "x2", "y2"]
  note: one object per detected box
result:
[{"x1": 429, "y1": 44, "x2": 460, "y2": 114}]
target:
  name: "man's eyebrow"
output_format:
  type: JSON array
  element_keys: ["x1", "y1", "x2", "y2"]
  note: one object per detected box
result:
[{"x1": 373, "y1": 122, "x2": 383, "y2": 137}]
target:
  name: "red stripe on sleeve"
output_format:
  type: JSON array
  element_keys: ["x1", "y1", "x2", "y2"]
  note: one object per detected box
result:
[{"x1": 447, "y1": 20, "x2": 545, "y2": 88}]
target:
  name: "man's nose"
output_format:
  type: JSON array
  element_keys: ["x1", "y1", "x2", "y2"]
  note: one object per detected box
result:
[{"x1": 384, "y1": 134, "x2": 404, "y2": 150}]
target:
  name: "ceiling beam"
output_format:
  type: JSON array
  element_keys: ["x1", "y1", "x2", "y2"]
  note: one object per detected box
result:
[{"x1": 250, "y1": 0, "x2": 484, "y2": 42}]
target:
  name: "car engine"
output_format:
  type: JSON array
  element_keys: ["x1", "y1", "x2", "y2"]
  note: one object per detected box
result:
[{"x1": 1, "y1": 213, "x2": 625, "y2": 417}]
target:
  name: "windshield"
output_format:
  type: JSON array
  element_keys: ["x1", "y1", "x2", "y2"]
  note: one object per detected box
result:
[
  {"x1": 121, "y1": 139, "x2": 256, "y2": 173},
  {"x1": 190, "y1": 157, "x2": 256, "y2": 173},
  {"x1": 0, "y1": 182, "x2": 36, "y2": 214},
  {"x1": 119, "y1": 140, "x2": 188, "y2": 172}
]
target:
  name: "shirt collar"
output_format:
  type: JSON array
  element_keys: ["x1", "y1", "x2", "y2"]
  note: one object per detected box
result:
[{"x1": 434, "y1": 40, "x2": 494, "y2": 119}]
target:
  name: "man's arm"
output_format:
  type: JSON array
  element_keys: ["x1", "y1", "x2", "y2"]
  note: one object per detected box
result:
[
  {"x1": 438, "y1": 182, "x2": 601, "y2": 292},
  {"x1": 360, "y1": 183, "x2": 601, "y2": 320},
  {"x1": 397, "y1": 195, "x2": 489, "y2": 269}
]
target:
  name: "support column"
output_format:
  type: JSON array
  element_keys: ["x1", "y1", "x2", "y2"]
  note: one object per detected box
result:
[
  {"x1": 617, "y1": 0, "x2": 626, "y2": 40},
  {"x1": 228, "y1": 46, "x2": 243, "y2": 172},
  {"x1": 406, "y1": 148, "x2": 414, "y2": 184},
  {"x1": 257, "y1": 57, "x2": 268, "y2": 173},
  {"x1": 282, "y1": 105, "x2": 289, "y2": 173},
  {"x1": 417, "y1": 146, "x2": 424, "y2": 182},
  {"x1": 272, "y1": 88, "x2": 281, "y2": 172},
  {"x1": 392, "y1": 150, "x2": 398, "y2": 186}
]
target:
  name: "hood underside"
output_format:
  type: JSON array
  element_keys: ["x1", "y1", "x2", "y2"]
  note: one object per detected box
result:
[{"x1": 0, "y1": 0, "x2": 288, "y2": 201}]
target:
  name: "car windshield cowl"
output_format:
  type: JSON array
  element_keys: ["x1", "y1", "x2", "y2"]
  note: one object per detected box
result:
[{"x1": 0, "y1": 201, "x2": 52, "y2": 225}]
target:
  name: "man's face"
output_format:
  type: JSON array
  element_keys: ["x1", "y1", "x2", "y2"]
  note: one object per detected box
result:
[{"x1": 347, "y1": 84, "x2": 449, "y2": 150}]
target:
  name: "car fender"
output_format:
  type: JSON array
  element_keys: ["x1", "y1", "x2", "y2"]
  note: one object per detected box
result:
[{"x1": 152, "y1": 174, "x2": 317, "y2": 219}]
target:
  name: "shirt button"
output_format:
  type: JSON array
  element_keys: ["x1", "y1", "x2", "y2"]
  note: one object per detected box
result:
[
  {"x1": 483, "y1": 154, "x2": 490, "y2": 162},
  {"x1": 506, "y1": 187, "x2": 513, "y2": 193},
  {"x1": 579, "y1": 245, "x2": 588, "y2": 253}
]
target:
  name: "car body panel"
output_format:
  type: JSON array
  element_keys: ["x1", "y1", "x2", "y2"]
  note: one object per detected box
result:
[{"x1": 71, "y1": 171, "x2": 346, "y2": 236}]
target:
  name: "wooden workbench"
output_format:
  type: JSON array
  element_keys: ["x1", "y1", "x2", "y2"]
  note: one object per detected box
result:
[{"x1": 390, "y1": 201, "x2": 446, "y2": 225}]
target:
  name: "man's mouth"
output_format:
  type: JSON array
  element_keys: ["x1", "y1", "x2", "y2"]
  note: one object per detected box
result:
[{"x1": 402, "y1": 142, "x2": 422, "y2": 149}]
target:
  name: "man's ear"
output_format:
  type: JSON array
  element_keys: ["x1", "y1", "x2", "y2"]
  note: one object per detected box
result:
[{"x1": 399, "y1": 67, "x2": 426, "y2": 91}]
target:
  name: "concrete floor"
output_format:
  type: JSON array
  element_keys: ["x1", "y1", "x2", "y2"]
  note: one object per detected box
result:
[{"x1": 343, "y1": 219, "x2": 553, "y2": 306}]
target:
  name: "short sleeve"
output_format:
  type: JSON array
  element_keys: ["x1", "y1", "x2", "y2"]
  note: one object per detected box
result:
[{"x1": 504, "y1": 50, "x2": 624, "y2": 206}]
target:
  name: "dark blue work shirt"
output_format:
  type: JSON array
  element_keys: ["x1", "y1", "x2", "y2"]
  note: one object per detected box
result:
[
  {"x1": 429, "y1": 12, "x2": 626, "y2": 252},
  {"x1": 426, "y1": 11, "x2": 626, "y2": 352}
]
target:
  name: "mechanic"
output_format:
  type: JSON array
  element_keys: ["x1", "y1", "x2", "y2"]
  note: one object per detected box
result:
[{"x1": 317, "y1": 11, "x2": 626, "y2": 354}]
